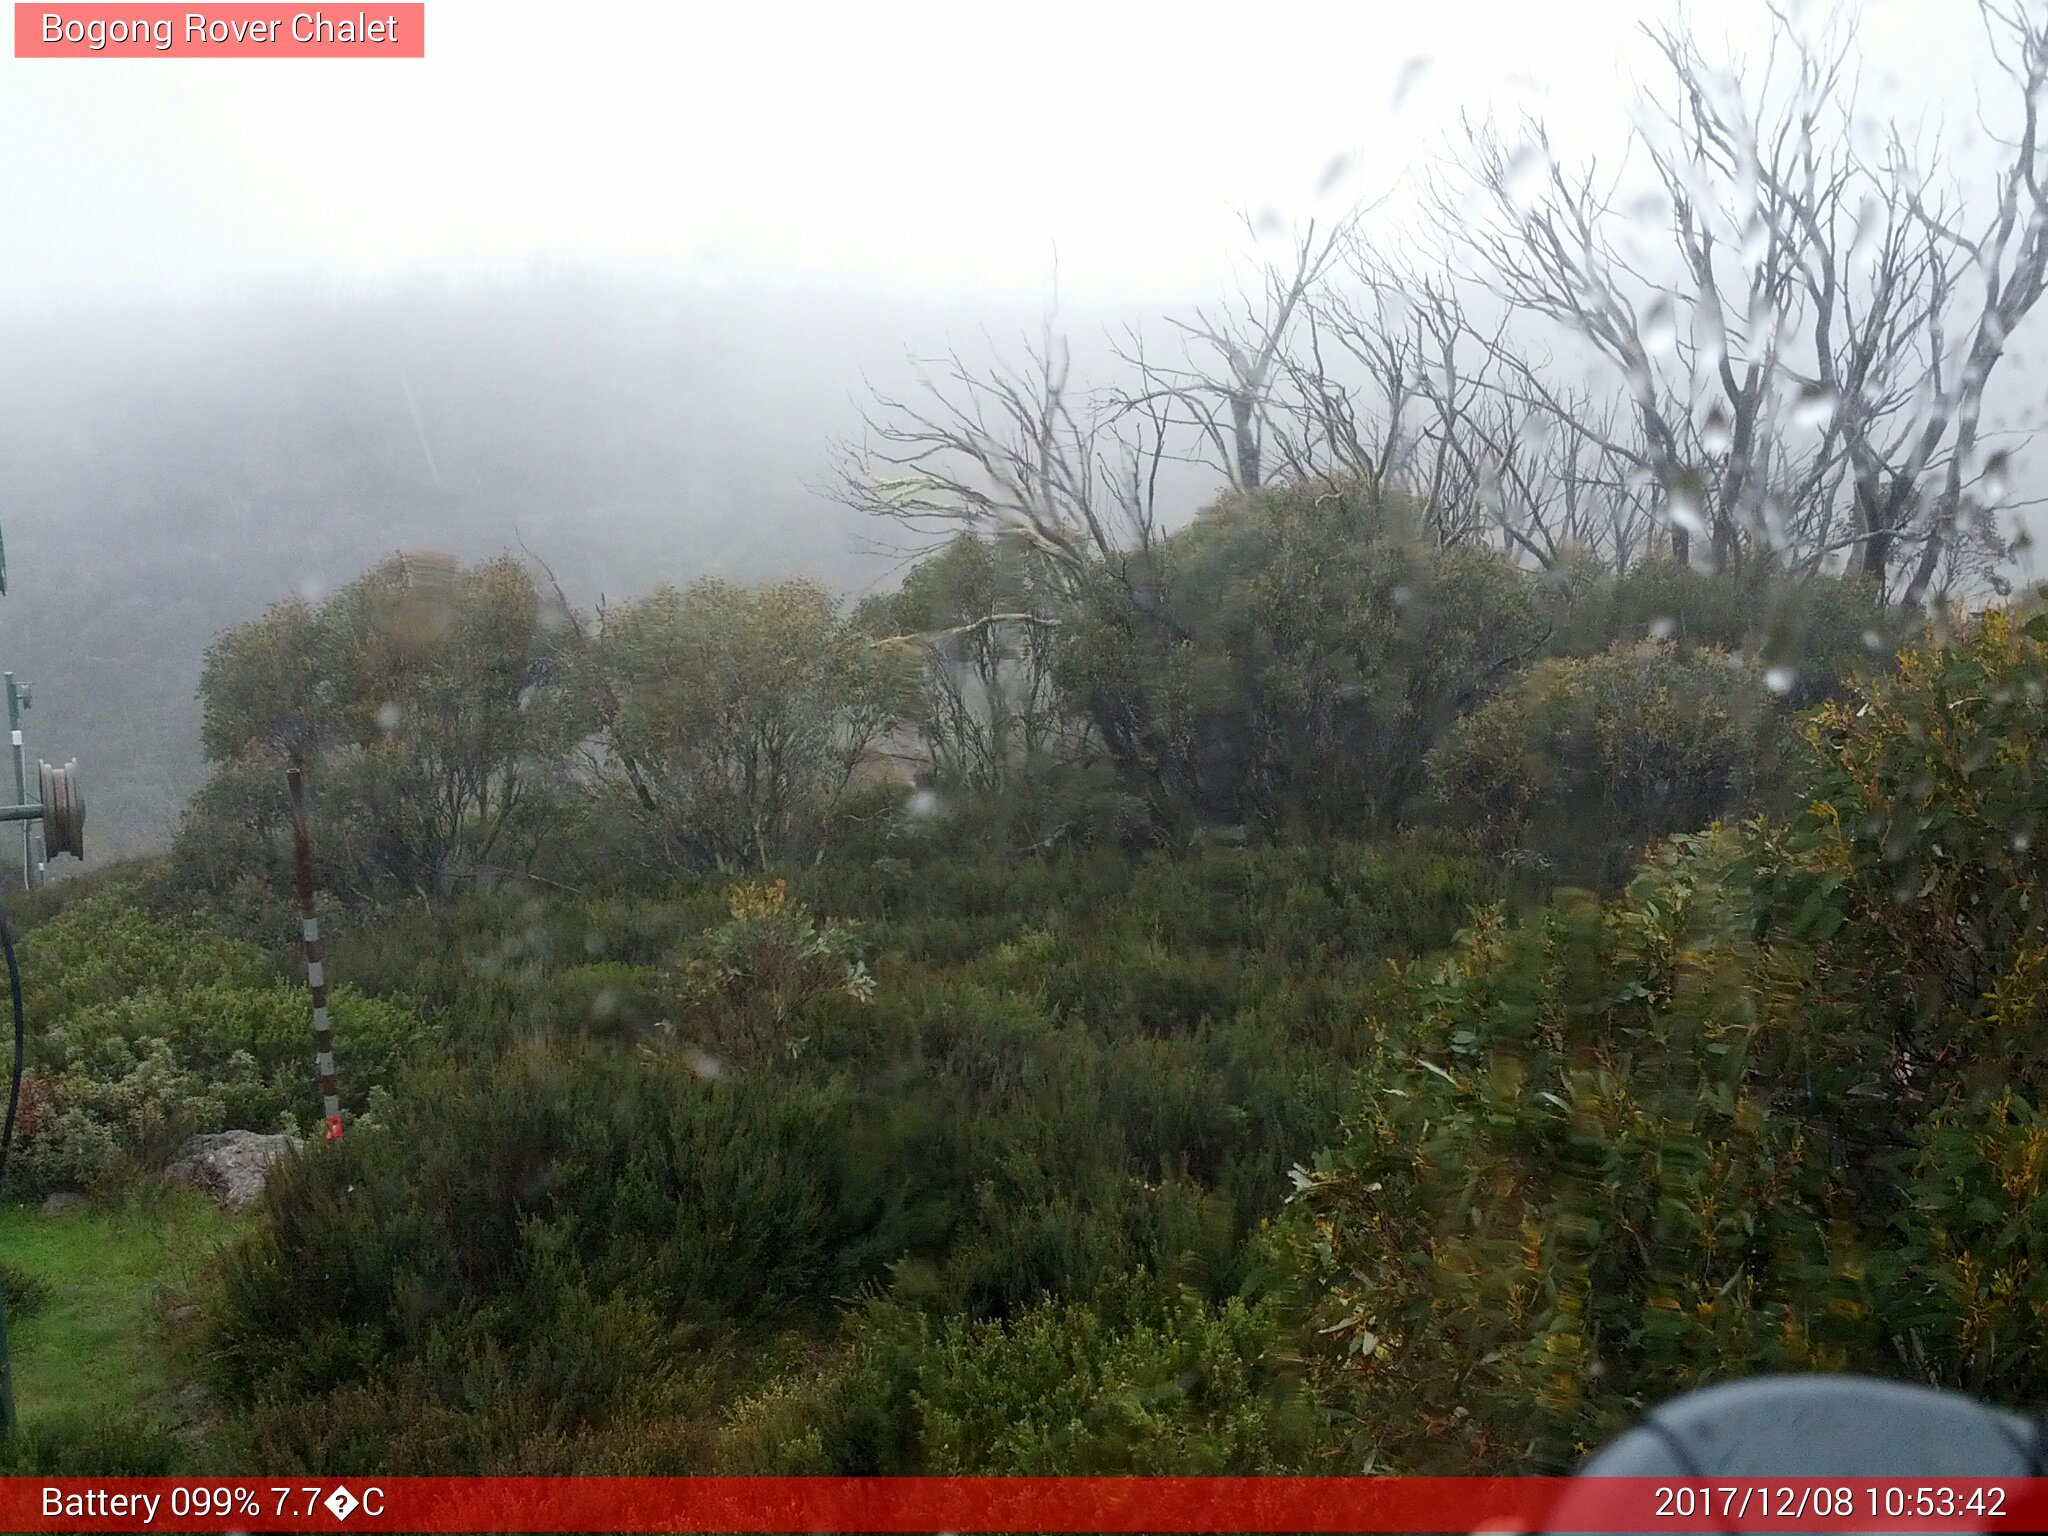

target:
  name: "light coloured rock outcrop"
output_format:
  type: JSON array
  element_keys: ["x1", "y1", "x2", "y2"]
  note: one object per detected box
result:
[{"x1": 165, "y1": 1130, "x2": 302, "y2": 1212}]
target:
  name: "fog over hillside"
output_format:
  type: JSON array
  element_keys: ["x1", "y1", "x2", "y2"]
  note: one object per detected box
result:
[
  {"x1": 0, "y1": 276, "x2": 1154, "y2": 858},
  {"x1": 0, "y1": 0, "x2": 2033, "y2": 864},
  {"x1": 11, "y1": 0, "x2": 2048, "y2": 1487}
]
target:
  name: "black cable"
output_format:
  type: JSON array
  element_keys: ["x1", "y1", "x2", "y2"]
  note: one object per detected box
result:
[{"x1": 0, "y1": 893, "x2": 24, "y2": 1194}]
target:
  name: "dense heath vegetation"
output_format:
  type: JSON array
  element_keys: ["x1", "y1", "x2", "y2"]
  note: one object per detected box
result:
[
  {"x1": 14, "y1": 1, "x2": 2048, "y2": 1469},
  {"x1": 6, "y1": 452, "x2": 2045, "y2": 1475}
]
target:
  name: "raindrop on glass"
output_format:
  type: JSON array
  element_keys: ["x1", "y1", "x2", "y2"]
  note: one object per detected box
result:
[
  {"x1": 1667, "y1": 484, "x2": 1708, "y2": 538},
  {"x1": 1390, "y1": 56, "x2": 1430, "y2": 114},
  {"x1": 1983, "y1": 450, "x2": 2012, "y2": 506},
  {"x1": 1741, "y1": 217, "x2": 1770, "y2": 266},
  {"x1": 1701, "y1": 404, "x2": 1732, "y2": 455},
  {"x1": 1848, "y1": 194, "x2": 1885, "y2": 269},
  {"x1": 1792, "y1": 382, "x2": 1839, "y2": 429},
  {"x1": 1625, "y1": 190, "x2": 1664, "y2": 223},
  {"x1": 1642, "y1": 297, "x2": 1678, "y2": 358},
  {"x1": 1760, "y1": 495, "x2": 1789, "y2": 552}
]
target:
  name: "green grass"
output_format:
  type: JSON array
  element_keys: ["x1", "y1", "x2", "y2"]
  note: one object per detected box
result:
[{"x1": 0, "y1": 1191, "x2": 241, "y2": 1450}]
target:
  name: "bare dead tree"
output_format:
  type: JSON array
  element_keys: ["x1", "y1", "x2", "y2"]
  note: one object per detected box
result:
[
  {"x1": 1103, "y1": 218, "x2": 1354, "y2": 493},
  {"x1": 1887, "y1": 2, "x2": 2048, "y2": 606},
  {"x1": 836, "y1": 329, "x2": 1131, "y2": 588},
  {"x1": 881, "y1": 606, "x2": 1069, "y2": 791},
  {"x1": 1272, "y1": 231, "x2": 1665, "y2": 568},
  {"x1": 1446, "y1": 1, "x2": 2048, "y2": 605},
  {"x1": 834, "y1": 324, "x2": 1196, "y2": 825}
]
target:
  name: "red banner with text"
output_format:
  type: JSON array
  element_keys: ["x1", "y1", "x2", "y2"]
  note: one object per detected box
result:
[
  {"x1": 14, "y1": 4, "x2": 422, "y2": 57},
  {"x1": 10, "y1": 1477, "x2": 2048, "y2": 1532}
]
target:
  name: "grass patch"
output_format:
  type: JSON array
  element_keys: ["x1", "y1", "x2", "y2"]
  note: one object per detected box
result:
[{"x1": 0, "y1": 1190, "x2": 241, "y2": 1453}]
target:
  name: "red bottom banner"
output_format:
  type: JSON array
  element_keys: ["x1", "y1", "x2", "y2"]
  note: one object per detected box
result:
[{"x1": 10, "y1": 1476, "x2": 2048, "y2": 1533}]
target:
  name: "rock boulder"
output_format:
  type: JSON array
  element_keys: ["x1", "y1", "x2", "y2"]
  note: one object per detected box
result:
[{"x1": 165, "y1": 1130, "x2": 301, "y2": 1212}]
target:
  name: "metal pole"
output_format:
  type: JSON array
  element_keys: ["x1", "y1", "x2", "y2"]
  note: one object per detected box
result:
[
  {"x1": 286, "y1": 765, "x2": 342, "y2": 1141},
  {"x1": 20, "y1": 690, "x2": 38, "y2": 889},
  {"x1": 5, "y1": 678, "x2": 27, "y2": 891}
]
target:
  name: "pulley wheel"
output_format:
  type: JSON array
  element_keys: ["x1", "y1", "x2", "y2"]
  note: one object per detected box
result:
[{"x1": 38, "y1": 760, "x2": 82, "y2": 860}]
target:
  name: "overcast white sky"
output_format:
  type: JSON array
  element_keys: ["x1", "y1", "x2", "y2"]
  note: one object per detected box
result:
[{"x1": 0, "y1": 0, "x2": 2000, "y2": 313}]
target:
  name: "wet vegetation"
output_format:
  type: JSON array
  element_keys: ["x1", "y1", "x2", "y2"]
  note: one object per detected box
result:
[
  {"x1": 5, "y1": 0, "x2": 2048, "y2": 1481},
  {"x1": 12, "y1": 490, "x2": 2041, "y2": 1474}
]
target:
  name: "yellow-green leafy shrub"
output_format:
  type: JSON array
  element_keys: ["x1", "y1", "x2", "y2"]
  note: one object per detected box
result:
[{"x1": 1286, "y1": 605, "x2": 2048, "y2": 1470}]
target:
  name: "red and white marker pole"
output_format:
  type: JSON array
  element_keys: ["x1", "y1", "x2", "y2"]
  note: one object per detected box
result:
[{"x1": 286, "y1": 763, "x2": 342, "y2": 1142}]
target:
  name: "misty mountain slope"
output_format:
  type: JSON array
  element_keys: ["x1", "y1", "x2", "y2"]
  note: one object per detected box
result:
[{"x1": 0, "y1": 276, "x2": 982, "y2": 860}]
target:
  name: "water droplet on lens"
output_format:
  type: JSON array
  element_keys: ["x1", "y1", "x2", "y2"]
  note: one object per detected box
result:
[
  {"x1": 1742, "y1": 216, "x2": 1770, "y2": 265},
  {"x1": 1643, "y1": 297, "x2": 1678, "y2": 357},
  {"x1": 1983, "y1": 450, "x2": 2012, "y2": 505},
  {"x1": 1390, "y1": 56, "x2": 1431, "y2": 113},
  {"x1": 1848, "y1": 194, "x2": 1885, "y2": 268},
  {"x1": 1765, "y1": 666, "x2": 1796, "y2": 695},
  {"x1": 1702, "y1": 404, "x2": 1732, "y2": 455},
  {"x1": 1667, "y1": 481, "x2": 1708, "y2": 537},
  {"x1": 1793, "y1": 382, "x2": 1839, "y2": 429}
]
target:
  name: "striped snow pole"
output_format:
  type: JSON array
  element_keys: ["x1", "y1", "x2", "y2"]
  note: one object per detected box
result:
[{"x1": 286, "y1": 764, "x2": 342, "y2": 1141}]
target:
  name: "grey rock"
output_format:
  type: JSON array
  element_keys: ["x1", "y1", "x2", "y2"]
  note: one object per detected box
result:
[
  {"x1": 165, "y1": 1130, "x2": 302, "y2": 1212},
  {"x1": 38, "y1": 1192, "x2": 86, "y2": 1215}
]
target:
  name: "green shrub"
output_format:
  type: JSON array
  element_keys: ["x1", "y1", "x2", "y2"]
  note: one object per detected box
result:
[
  {"x1": 0, "y1": 1411, "x2": 187, "y2": 1475},
  {"x1": 909, "y1": 1280, "x2": 1310, "y2": 1472},
  {"x1": 1428, "y1": 641, "x2": 1777, "y2": 887},
  {"x1": 537, "y1": 961, "x2": 666, "y2": 1043},
  {"x1": 1153, "y1": 482, "x2": 1550, "y2": 836},
  {"x1": 46, "y1": 984, "x2": 421, "y2": 1101},
  {"x1": 7, "y1": 983, "x2": 426, "y2": 1196},
  {"x1": 19, "y1": 890, "x2": 269, "y2": 1024},
  {"x1": 670, "y1": 880, "x2": 872, "y2": 1060},
  {"x1": 720, "y1": 1276, "x2": 1317, "y2": 1473},
  {"x1": 197, "y1": 826, "x2": 1501, "y2": 1472},
  {"x1": 207, "y1": 1043, "x2": 939, "y2": 1463},
  {"x1": 1553, "y1": 559, "x2": 1898, "y2": 707},
  {"x1": 1283, "y1": 603, "x2": 2048, "y2": 1472}
]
